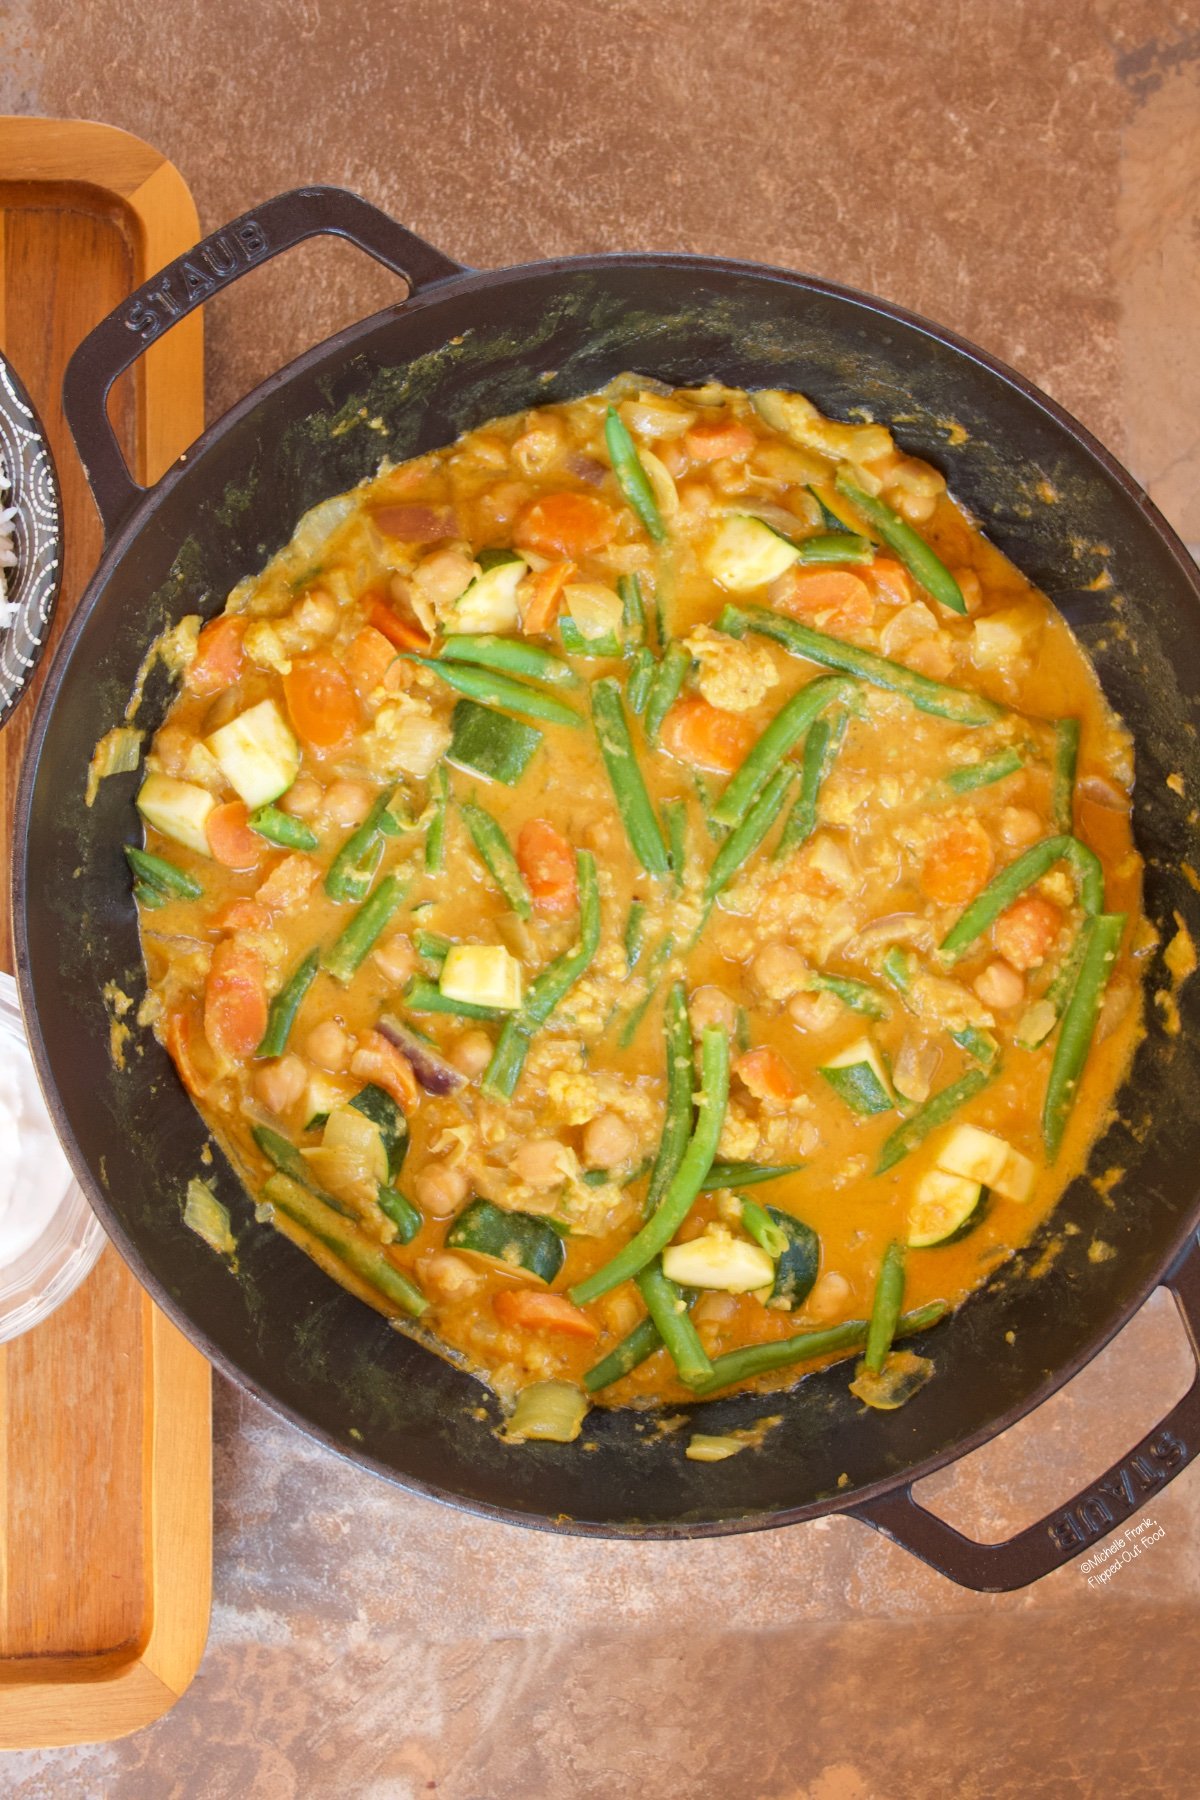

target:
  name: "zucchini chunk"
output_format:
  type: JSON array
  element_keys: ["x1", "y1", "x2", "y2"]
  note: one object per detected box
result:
[
  {"x1": 818, "y1": 1037, "x2": 894, "y2": 1115},
  {"x1": 906, "y1": 1168, "x2": 986, "y2": 1247},
  {"x1": 206, "y1": 699, "x2": 300, "y2": 808},
  {"x1": 449, "y1": 551, "x2": 527, "y2": 634},
  {"x1": 765, "y1": 1207, "x2": 820, "y2": 1308},
  {"x1": 502, "y1": 1380, "x2": 587, "y2": 1443},
  {"x1": 934, "y1": 1123, "x2": 1035, "y2": 1203},
  {"x1": 439, "y1": 944, "x2": 523, "y2": 1011},
  {"x1": 447, "y1": 1197, "x2": 566, "y2": 1284},
  {"x1": 447, "y1": 698, "x2": 542, "y2": 786},
  {"x1": 662, "y1": 1230, "x2": 775, "y2": 1293},
  {"x1": 702, "y1": 515, "x2": 800, "y2": 591},
  {"x1": 348, "y1": 1083, "x2": 409, "y2": 1179},
  {"x1": 136, "y1": 772, "x2": 216, "y2": 855}
]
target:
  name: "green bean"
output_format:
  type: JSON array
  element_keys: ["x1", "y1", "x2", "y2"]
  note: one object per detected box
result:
[
  {"x1": 1045, "y1": 928, "x2": 1089, "y2": 1014},
  {"x1": 794, "y1": 530, "x2": 874, "y2": 565},
  {"x1": 704, "y1": 764, "x2": 795, "y2": 906},
  {"x1": 943, "y1": 748, "x2": 1024, "y2": 794},
  {"x1": 635, "y1": 1261, "x2": 714, "y2": 1386},
  {"x1": 263, "y1": 1174, "x2": 427, "y2": 1318},
  {"x1": 881, "y1": 947, "x2": 998, "y2": 1066},
  {"x1": 325, "y1": 786, "x2": 397, "y2": 902},
  {"x1": 617, "y1": 933, "x2": 674, "y2": 1049},
  {"x1": 424, "y1": 765, "x2": 450, "y2": 873},
  {"x1": 377, "y1": 1184, "x2": 422, "y2": 1244},
  {"x1": 404, "y1": 976, "x2": 507, "y2": 1021},
  {"x1": 626, "y1": 645, "x2": 655, "y2": 714},
  {"x1": 619, "y1": 572, "x2": 647, "y2": 646},
  {"x1": 718, "y1": 604, "x2": 1000, "y2": 727},
  {"x1": 698, "y1": 1160, "x2": 804, "y2": 1191},
  {"x1": 584, "y1": 1315, "x2": 663, "y2": 1391},
  {"x1": 875, "y1": 1067, "x2": 995, "y2": 1173},
  {"x1": 691, "y1": 1301, "x2": 949, "y2": 1395},
  {"x1": 133, "y1": 881, "x2": 167, "y2": 909},
  {"x1": 246, "y1": 804, "x2": 318, "y2": 852},
  {"x1": 865, "y1": 1240, "x2": 907, "y2": 1373},
  {"x1": 775, "y1": 708, "x2": 849, "y2": 859},
  {"x1": 571, "y1": 1025, "x2": 730, "y2": 1304},
  {"x1": 624, "y1": 898, "x2": 647, "y2": 971},
  {"x1": 1042, "y1": 912, "x2": 1125, "y2": 1158},
  {"x1": 739, "y1": 1198, "x2": 789, "y2": 1258},
  {"x1": 835, "y1": 472, "x2": 965, "y2": 614},
  {"x1": 1052, "y1": 718, "x2": 1080, "y2": 832},
  {"x1": 414, "y1": 929, "x2": 450, "y2": 965},
  {"x1": 257, "y1": 948, "x2": 320, "y2": 1059},
  {"x1": 403, "y1": 655, "x2": 582, "y2": 729},
  {"x1": 664, "y1": 796, "x2": 688, "y2": 888},
  {"x1": 714, "y1": 676, "x2": 855, "y2": 829},
  {"x1": 692, "y1": 770, "x2": 724, "y2": 840},
  {"x1": 252, "y1": 1125, "x2": 354, "y2": 1218},
  {"x1": 938, "y1": 835, "x2": 1103, "y2": 962},
  {"x1": 807, "y1": 972, "x2": 889, "y2": 1019},
  {"x1": 460, "y1": 800, "x2": 532, "y2": 919},
  {"x1": 124, "y1": 844, "x2": 202, "y2": 900},
  {"x1": 439, "y1": 633, "x2": 578, "y2": 686},
  {"x1": 643, "y1": 641, "x2": 691, "y2": 746},
  {"x1": 591, "y1": 679, "x2": 671, "y2": 876},
  {"x1": 644, "y1": 982, "x2": 693, "y2": 1219},
  {"x1": 482, "y1": 851, "x2": 601, "y2": 1100},
  {"x1": 605, "y1": 406, "x2": 666, "y2": 542},
  {"x1": 322, "y1": 875, "x2": 405, "y2": 984}
]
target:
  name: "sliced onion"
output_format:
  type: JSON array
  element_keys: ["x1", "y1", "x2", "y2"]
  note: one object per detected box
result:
[
  {"x1": 893, "y1": 1033, "x2": 940, "y2": 1104},
  {"x1": 566, "y1": 453, "x2": 607, "y2": 485},
  {"x1": 844, "y1": 914, "x2": 936, "y2": 960},
  {"x1": 638, "y1": 448, "x2": 679, "y2": 523},
  {"x1": 377, "y1": 1015, "x2": 467, "y2": 1095}
]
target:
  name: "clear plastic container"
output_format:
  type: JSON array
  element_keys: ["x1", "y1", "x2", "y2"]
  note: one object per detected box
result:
[{"x1": 0, "y1": 972, "x2": 104, "y2": 1342}]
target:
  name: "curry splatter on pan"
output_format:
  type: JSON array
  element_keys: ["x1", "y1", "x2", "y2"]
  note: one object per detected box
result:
[{"x1": 14, "y1": 188, "x2": 1200, "y2": 1588}]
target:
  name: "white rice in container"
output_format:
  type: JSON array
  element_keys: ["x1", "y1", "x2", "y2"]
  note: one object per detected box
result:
[{"x1": 0, "y1": 453, "x2": 17, "y2": 626}]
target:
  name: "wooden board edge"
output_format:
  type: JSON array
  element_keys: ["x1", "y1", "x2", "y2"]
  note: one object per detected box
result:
[{"x1": 0, "y1": 1656, "x2": 179, "y2": 1752}]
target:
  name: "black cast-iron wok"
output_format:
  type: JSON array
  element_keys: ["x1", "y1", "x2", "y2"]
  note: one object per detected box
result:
[{"x1": 14, "y1": 187, "x2": 1200, "y2": 1589}]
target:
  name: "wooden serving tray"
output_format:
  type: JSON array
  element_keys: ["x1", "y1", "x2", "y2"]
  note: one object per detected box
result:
[{"x1": 0, "y1": 116, "x2": 211, "y2": 1749}]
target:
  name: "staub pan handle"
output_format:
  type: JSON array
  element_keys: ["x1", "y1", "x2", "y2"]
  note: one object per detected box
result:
[
  {"x1": 62, "y1": 185, "x2": 469, "y2": 539},
  {"x1": 849, "y1": 1231, "x2": 1200, "y2": 1590}
]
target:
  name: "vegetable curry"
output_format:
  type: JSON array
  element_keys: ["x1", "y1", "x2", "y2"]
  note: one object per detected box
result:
[{"x1": 129, "y1": 377, "x2": 1146, "y2": 1439}]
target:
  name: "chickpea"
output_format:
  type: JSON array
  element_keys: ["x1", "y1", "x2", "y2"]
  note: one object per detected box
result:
[
  {"x1": 582, "y1": 1111, "x2": 637, "y2": 1170},
  {"x1": 419, "y1": 1251, "x2": 483, "y2": 1301},
  {"x1": 450, "y1": 1029, "x2": 494, "y2": 1078},
  {"x1": 805, "y1": 1270, "x2": 850, "y2": 1322},
  {"x1": 974, "y1": 960, "x2": 1025, "y2": 1010},
  {"x1": 998, "y1": 806, "x2": 1044, "y2": 848},
  {"x1": 413, "y1": 1162, "x2": 470, "y2": 1218},
  {"x1": 787, "y1": 989, "x2": 843, "y2": 1033},
  {"x1": 688, "y1": 984, "x2": 739, "y2": 1035},
  {"x1": 692, "y1": 1291, "x2": 737, "y2": 1325},
  {"x1": 321, "y1": 781, "x2": 373, "y2": 828},
  {"x1": 511, "y1": 415, "x2": 565, "y2": 476},
  {"x1": 372, "y1": 933, "x2": 416, "y2": 986},
  {"x1": 511, "y1": 1139, "x2": 571, "y2": 1189},
  {"x1": 891, "y1": 490, "x2": 937, "y2": 525},
  {"x1": 750, "y1": 942, "x2": 809, "y2": 1002},
  {"x1": 304, "y1": 1019, "x2": 352, "y2": 1073},
  {"x1": 412, "y1": 547, "x2": 478, "y2": 609},
  {"x1": 280, "y1": 775, "x2": 323, "y2": 819},
  {"x1": 252, "y1": 1053, "x2": 307, "y2": 1116}
]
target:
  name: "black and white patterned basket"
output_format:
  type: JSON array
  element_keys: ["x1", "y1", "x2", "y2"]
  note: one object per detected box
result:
[{"x1": 0, "y1": 352, "x2": 63, "y2": 729}]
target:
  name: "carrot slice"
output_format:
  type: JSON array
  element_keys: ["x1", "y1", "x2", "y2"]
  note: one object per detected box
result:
[
  {"x1": 683, "y1": 420, "x2": 755, "y2": 462},
  {"x1": 518, "y1": 560, "x2": 574, "y2": 635},
  {"x1": 659, "y1": 695, "x2": 758, "y2": 775},
  {"x1": 514, "y1": 492, "x2": 616, "y2": 559},
  {"x1": 368, "y1": 600, "x2": 434, "y2": 656},
  {"x1": 165, "y1": 1005, "x2": 212, "y2": 1096},
  {"x1": 345, "y1": 624, "x2": 400, "y2": 700},
  {"x1": 736, "y1": 1046, "x2": 799, "y2": 1103},
  {"x1": 203, "y1": 939, "x2": 268, "y2": 1060},
  {"x1": 255, "y1": 854, "x2": 320, "y2": 911},
  {"x1": 349, "y1": 1030, "x2": 421, "y2": 1113},
  {"x1": 516, "y1": 818, "x2": 578, "y2": 915},
  {"x1": 919, "y1": 818, "x2": 995, "y2": 907},
  {"x1": 868, "y1": 556, "x2": 913, "y2": 607},
  {"x1": 282, "y1": 651, "x2": 359, "y2": 751},
  {"x1": 993, "y1": 895, "x2": 1064, "y2": 971},
  {"x1": 185, "y1": 616, "x2": 246, "y2": 697},
  {"x1": 772, "y1": 568, "x2": 874, "y2": 637},
  {"x1": 493, "y1": 1288, "x2": 599, "y2": 1339},
  {"x1": 212, "y1": 897, "x2": 271, "y2": 934},
  {"x1": 205, "y1": 800, "x2": 265, "y2": 870}
]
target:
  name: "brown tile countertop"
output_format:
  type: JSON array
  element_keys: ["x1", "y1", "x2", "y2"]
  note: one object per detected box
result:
[{"x1": 3, "y1": 2, "x2": 1200, "y2": 1793}]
